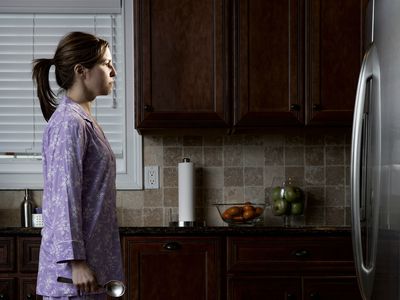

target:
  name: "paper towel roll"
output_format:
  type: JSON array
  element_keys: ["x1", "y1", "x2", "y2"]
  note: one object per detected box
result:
[{"x1": 178, "y1": 158, "x2": 195, "y2": 223}]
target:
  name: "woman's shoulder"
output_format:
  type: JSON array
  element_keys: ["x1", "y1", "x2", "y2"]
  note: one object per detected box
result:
[{"x1": 46, "y1": 103, "x2": 89, "y2": 133}]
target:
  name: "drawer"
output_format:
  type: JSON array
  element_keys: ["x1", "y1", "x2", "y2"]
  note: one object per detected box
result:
[
  {"x1": 227, "y1": 276, "x2": 302, "y2": 300},
  {"x1": 227, "y1": 236, "x2": 355, "y2": 275},
  {"x1": 303, "y1": 276, "x2": 362, "y2": 300},
  {"x1": 0, "y1": 237, "x2": 15, "y2": 272},
  {"x1": 18, "y1": 237, "x2": 41, "y2": 273}
]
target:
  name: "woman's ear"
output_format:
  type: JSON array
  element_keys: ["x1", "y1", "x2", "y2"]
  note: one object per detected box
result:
[{"x1": 74, "y1": 64, "x2": 86, "y2": 77}]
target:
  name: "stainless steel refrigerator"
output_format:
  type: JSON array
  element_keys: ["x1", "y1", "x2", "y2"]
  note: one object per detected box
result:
[{"x1": 351, "y1": 0, "x2": 400, "y2": 299}]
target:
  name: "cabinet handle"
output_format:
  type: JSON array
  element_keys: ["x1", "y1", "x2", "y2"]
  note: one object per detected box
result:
[
  {"x1": 313, "y1": 104, "x2": 321, "y2": 111},
  {"x1": 293, "y1": 249, "x2": 310, "y2": 258},
  {"x1": 163, "y1": 241, "x2": 181, "y2": 250},
  {"x1": 26, "y1": 294, "x2": 34, "y2": 300},
  {"x1": 287, "y1": 293, "x2": 296, "y2": 300},
  {"x1": 0, "y1": 294, "x2": 7, "y2": 300},
  {"x1": 310, "y1": 292, "x2": 321, "y2": 299},
  {"x1": 144, "y1": 104, "x2": 153, "y2": 112},
  {"x1": 290, "y1": 104, "x2": 301, "y2": 111}
]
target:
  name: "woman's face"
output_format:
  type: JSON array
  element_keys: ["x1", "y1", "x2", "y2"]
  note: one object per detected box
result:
[{"x1": 84, "y1": 47, "x2": 116, "y2": 98}]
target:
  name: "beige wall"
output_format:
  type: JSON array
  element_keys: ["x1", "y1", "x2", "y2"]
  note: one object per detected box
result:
[{"x1": 0, "y1": 128, "x2": 352, "y2": 227}]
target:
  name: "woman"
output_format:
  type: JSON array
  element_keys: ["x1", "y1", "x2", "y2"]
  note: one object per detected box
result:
[{"x1": 32, "y1": 32, "x2": 123, "y2": 299}]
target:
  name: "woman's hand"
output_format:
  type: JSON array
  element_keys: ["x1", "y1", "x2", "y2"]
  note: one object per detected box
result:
[{"x1": 71, "y1": 260, "x2": 99, "y2": 294}]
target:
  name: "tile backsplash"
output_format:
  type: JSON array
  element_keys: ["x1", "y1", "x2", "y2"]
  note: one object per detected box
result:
[{"x1": 0, "y1": 128, "x2": 352, "y2": 228}]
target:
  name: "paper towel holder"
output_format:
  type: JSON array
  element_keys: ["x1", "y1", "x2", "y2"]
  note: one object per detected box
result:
[{"x1": 168, "y1": 207, "x2": 206, "y2": 227}]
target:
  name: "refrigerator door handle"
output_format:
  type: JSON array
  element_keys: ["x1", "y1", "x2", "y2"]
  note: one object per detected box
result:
[{"x1": 351, "y1": 43, "x2": 380, "y2": 300}]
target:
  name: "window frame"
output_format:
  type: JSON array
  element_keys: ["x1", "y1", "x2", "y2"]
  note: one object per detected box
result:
[{"x1": 0, "y1": 0, "x2": 143, "y2": 190}]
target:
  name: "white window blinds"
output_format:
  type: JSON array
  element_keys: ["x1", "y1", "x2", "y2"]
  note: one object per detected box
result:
[
  {"x1": 0, "y1": 13, "x2": 124, "y2": 158},
  {"x1": 0, "y1": 0, "x2": 121, "y2": 14}
]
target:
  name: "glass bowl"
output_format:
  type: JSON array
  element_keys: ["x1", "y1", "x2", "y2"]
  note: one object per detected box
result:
[
  {"x1": 270, "y1": 177, "x2": 305, "y2": 216},
  {"x1": 213, "y1": 202, "x2": 266, "y2": 226},
  {"x1": 270, "y1": 177, "x2": 306, "y2": 227}
]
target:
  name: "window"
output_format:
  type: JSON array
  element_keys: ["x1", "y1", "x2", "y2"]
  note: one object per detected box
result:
[{"x1": 0, "y1": 0, "x2": 142, "y2": 189}]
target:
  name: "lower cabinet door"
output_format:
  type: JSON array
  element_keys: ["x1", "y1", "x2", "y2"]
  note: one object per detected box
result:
[
  {"x1": 19, "y1": 277, "x2": 42, "y2": 300},
  {"x1": 0, "y1": 277, "x2": 16, "y2": 300},
  {"x1": 18, "y1": 237, "x2": 41, "y2": 273},
  {"x1": 124, "y1": 237, "x2": 220, "y2": 300},
  {"x1": 303, "y1": 277, "x2": 362, "y2": 300},
  {"x1": 227, "y1": 276, "x2": 302, "y2": 300}
]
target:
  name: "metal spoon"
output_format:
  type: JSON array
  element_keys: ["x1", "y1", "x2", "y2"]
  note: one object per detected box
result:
[{"x1": 57, "y1": 276, "x2": 126, "y2": 297}]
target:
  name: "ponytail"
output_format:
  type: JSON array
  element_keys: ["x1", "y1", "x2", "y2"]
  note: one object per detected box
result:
[{"x1": 32, "y1": 58, "x2": 57, "y2": 122}]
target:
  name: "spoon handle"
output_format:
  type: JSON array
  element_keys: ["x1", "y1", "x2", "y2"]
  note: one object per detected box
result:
[
  {"x1": 57, "y1": 276, "x2": 103, "y2": 288},
  {"x1": 57, "y1": 276, "x2": 74, "y2": 284}
]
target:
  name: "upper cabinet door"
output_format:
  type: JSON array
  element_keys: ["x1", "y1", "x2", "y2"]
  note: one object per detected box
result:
[
  {"x1": 135, "y1": 0, "x2": 230, "y2": 131},
  {"x1": 306, "y1": 0, "x2": 367, "y2": 126},
  {"x1": 234, "y1": 0, "x2": 305, "y2": 128}
]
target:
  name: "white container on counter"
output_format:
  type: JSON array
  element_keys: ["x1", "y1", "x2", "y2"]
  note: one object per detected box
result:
[{"x1": 178, "y1": 158, "x2": 195, "y2": 225}]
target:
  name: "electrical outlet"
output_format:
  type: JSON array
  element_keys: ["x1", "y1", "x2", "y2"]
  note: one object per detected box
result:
[{"x1": 144, "y1": 165, "x2": 159, "y2": 189}]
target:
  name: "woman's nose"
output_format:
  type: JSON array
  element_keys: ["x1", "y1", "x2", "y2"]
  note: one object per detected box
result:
[{"x1": 110, "y1": 65, "x2": 117, "y2": 77}]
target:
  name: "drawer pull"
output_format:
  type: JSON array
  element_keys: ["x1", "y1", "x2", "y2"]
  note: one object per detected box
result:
[
  {"x1": 144, "y1": 104, "x2": 153, "y2": 112},
  {"x1": 293, "y1": 249, "x2": 310, "y2": 258},
  {"x1": 290, "y1": 104, "x2": 301, "y2": 111},
  {"x1": 287, "y1": 293, "x2": 296, "y2": 300},
  {"x1": 163, "y1": 241, "x2": 181, "y2": 250},
  {"x1": 310, "y1": 292, "x2": 321, "y2": 299},
  {"x1": 313, "y1": 104, "x2": 321, "y2": 111}
]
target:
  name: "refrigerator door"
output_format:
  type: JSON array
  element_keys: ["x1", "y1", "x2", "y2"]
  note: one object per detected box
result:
[
  {"x1": 371, "y1": 0, "x2": 400, "y2": 299},
  {"x1": 352, "y1": 0, "x2": 400, "y2": 299}
]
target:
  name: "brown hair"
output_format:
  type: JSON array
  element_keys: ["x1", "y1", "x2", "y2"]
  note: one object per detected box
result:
[{"x1": 32, "y1": 32, "x2": 109, "y2": 121}]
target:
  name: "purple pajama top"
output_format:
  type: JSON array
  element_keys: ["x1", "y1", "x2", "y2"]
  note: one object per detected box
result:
[{"x1": 36, "y1": 96, "x2": 123, "y2": 296}]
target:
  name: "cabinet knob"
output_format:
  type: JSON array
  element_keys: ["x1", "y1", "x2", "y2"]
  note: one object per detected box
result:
[
  {"x1": 163, "y1": 241, "x2": 181, "y2": 250},
  {"x1": 26, "y1": 294, "x2": 34, "y2": 300},
  {"x1": 293, "y1": 249, "x2": 310, "y2": 258},
  {"x1": 0, "y1": 294, "x2": 6, "y2": 300},
  {"x1": 310, "y1": 292, "x2": 321, "y2": 299},
  {"x1": 290, "y1": 104, "x2": 301, "y2": 111},
  {"x1": 144, "y1": 104, "x2": 153, "y2": 112},
  {"x1": 287, "y1": 293, "x2": 296, "y2": 300},
  {"x1": 313, "y1": 104, "x2": 321, "y2": 111}
]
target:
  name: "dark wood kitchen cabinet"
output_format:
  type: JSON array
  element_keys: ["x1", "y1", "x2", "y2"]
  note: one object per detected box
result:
[
  {"x1": 134, "y1": 0, "x2": 230, "y2": 131},
  {"x1": 123, "y1": 236, "x2": 221, "y2": 300},
  {"x1": 226, "y1": 235, "x2": 362, "y2": 300},
  {"x1": 0, "y1": 237, "x2": 16, "y2": 300},
  {"x1": 134, "y1": 0, "x2": 366, "y2": 132},
  {"x1": 234, "y1": 0, "x2": 366, "y2": 129},
  {"x1": 305, "y1": 0, "x2": 367, "y2": 126},
  {"x1": 233, "y1": 0, "x2": 305, "y2": 128},
  {"x1": 0, "y1": 236, "x2": 42, "y2": 300},
  {"x1": 1, "y1": 230, "x2": 361, "y2": 300}
]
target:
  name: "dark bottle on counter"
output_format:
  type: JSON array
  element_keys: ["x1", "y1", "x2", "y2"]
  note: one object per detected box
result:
[{"x1": 21, "y1": 189, "x2": 33, "y2": 227}]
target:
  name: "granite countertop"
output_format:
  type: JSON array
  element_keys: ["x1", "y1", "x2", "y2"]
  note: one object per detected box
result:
[{"x1": 0, "y1": 226, "x2": 351, "y2": 237}]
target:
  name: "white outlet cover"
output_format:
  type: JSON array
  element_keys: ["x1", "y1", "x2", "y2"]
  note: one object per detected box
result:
[{"x1": 144, "y1": 165, "x2": 159, "y2": 189}]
